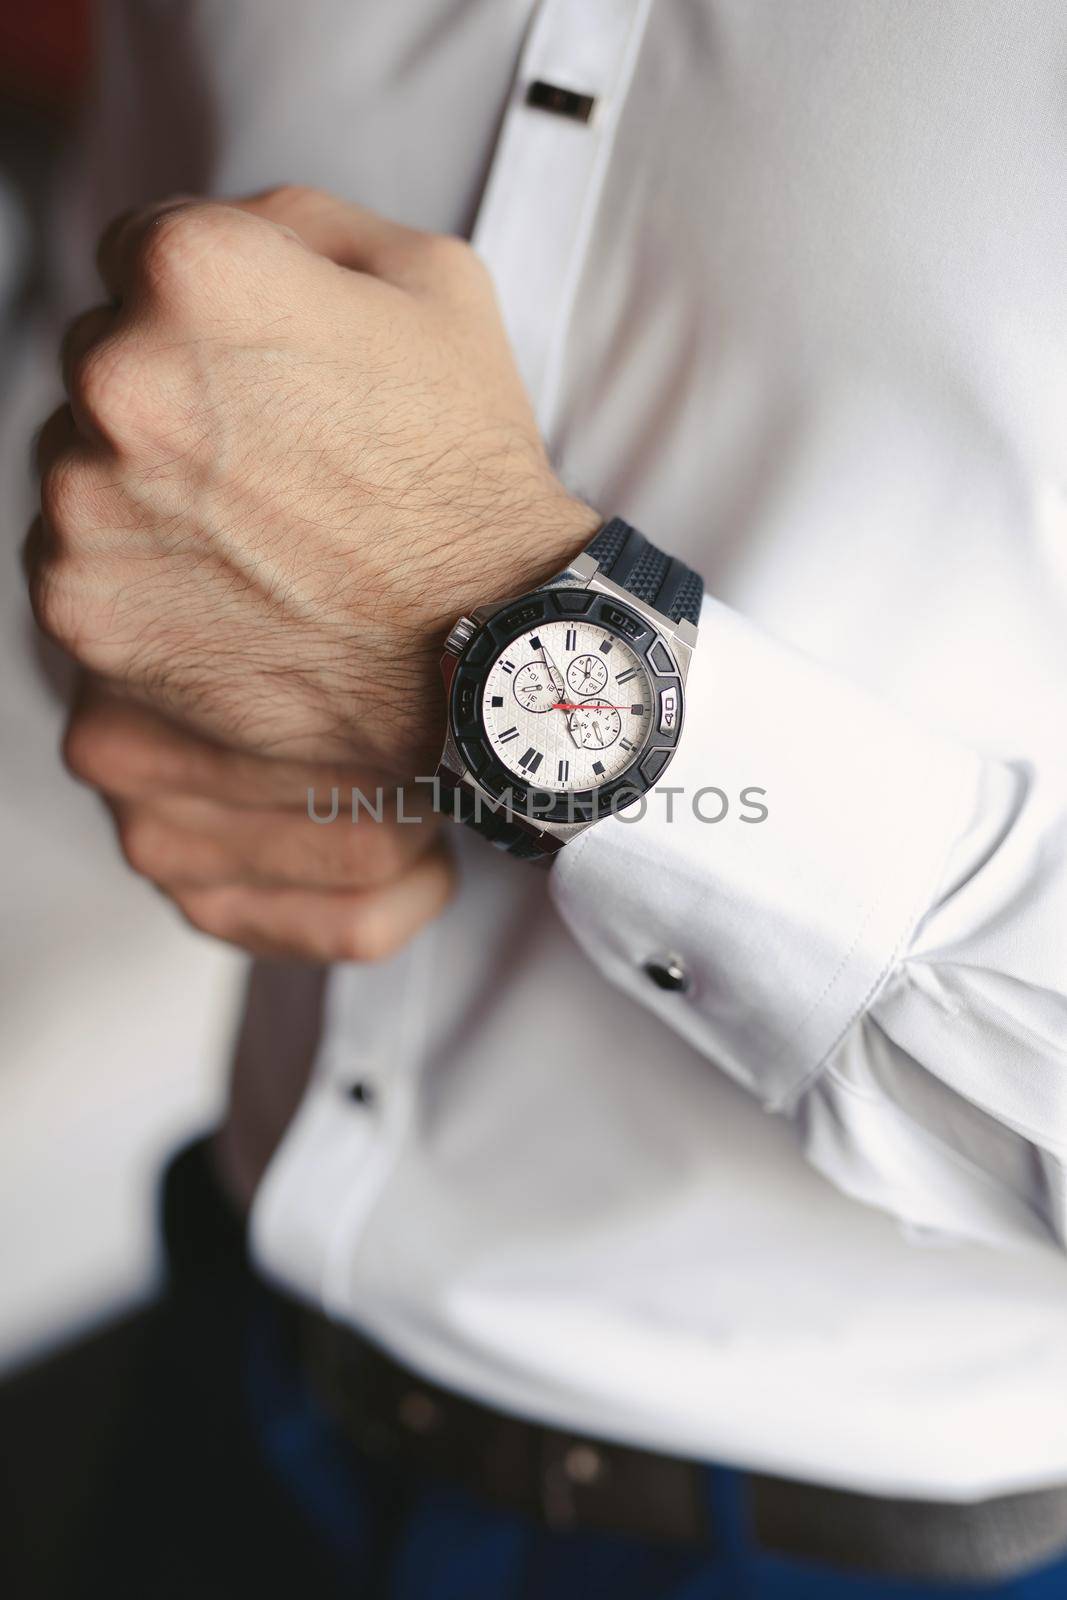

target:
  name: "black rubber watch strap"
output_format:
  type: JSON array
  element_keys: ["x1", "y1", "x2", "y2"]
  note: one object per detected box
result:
[
  {"x1": 444, "y1": 776, "x2": 560, "y2": 863},
  {"x1": 586, "y1": 518, "x2": 703, "y2": 626}
]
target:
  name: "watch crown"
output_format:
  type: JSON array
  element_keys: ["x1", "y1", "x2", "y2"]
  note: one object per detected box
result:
[{"x1": 443, "y1": 615, "x2": 477, "y2": 657}]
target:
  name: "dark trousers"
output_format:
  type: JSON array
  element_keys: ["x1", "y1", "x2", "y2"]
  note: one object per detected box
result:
[
  {"x1": 5, "y1": 1143, "x2": 1067, "y2": 1599},
  {"x1": 0, "y1": 1144, "x2": 342, "y2": 1600}
]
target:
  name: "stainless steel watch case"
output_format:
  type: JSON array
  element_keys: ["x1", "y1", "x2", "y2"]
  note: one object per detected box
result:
[{"x1": 436, "y1": 552, "x2": 698, "y2": 852}]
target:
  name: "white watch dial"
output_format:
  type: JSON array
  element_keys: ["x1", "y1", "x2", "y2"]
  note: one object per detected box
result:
[{"x1": 481, "y1": 618, "x2": 654, "y2": 792}]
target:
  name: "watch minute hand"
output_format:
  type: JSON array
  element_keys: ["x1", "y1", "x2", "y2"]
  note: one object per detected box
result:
[{"x1": 538, "y1": 644, "x2": 565, "y2": 690}]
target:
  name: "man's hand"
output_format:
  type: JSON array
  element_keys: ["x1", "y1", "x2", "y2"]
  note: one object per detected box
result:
[
  {"x1": 27, "y1": 187, "x2": 598, "y2": 775},
  {"x1": 65, "y1": 681, "x2": 454, "y2": 962}
]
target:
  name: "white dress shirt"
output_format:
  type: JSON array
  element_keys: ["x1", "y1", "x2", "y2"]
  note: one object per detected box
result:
[{"x1": 65, "y1": 0, "x2": 1067, "y2": 1498}]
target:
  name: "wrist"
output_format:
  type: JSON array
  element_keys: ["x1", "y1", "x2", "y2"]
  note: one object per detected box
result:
[
  {"x1": 376, "y1": 489, "x2": 602, "y2": 776},
  {"x1": 470, "y1": 490, "x2": 602, "y2": 615}
]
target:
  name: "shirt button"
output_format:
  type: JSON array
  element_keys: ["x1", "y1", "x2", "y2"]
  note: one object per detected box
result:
[
  {"x1": 643, "y1": 955, "x2": 690, "y2": 993},
  {"x1": 398, "y1": 1389, "x2": 443, "y2": 1435},
  {"x1": 563, "y1": 1443, "x2": 605, "y2": 1486},
  {"x1": 347, "y1": 1079, "x2": 376, "y2": 1106}
]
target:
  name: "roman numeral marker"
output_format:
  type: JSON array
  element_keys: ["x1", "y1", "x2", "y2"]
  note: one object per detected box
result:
[
  {"x1": 557, "y1": 758, "x2": 569, "y2": 784},
  {"x1": 499, "y1": 726, "x2": 519, "y2": 743},
  {"x1": 518, "y1": 747, "x2": 543, "y2": 774},
  {"x1": 620, "y1": 738, "x2": 635, "y2": 753},
  {"x1": 615, "y1": 667, "x2": 638, "y2": 684},
  {"x1": 501, "y1": 660, "x2": 516, "y2": 675},
  {"x1": 565, "y1": 628, "x2": 577, "y2": 651}
]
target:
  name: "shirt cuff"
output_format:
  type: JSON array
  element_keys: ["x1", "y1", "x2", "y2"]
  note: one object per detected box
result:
[{"x1": 549, "y1": 593, "x2": 984, "y2": 1109}]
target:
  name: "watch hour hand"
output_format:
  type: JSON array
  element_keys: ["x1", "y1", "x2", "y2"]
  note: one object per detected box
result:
[{"x1": 539, "y1": 644, "x2": 565, "y2": 694}]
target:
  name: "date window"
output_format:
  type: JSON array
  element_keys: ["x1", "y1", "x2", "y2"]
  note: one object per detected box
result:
[{"x1": 658, "y1": 687, "x2": 679, "y2": 733}]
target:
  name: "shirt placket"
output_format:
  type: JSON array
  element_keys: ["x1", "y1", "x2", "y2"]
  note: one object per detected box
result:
[
  {"x1": 256, "y1": 0, "x2": 655, "y2": 1317},
  {"x1": 473, "y1": 0, "x2": 655, "y2": 434}
]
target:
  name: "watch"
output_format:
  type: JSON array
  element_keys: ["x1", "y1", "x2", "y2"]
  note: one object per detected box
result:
[{"x1": 435, "y1": 517, "x2": 702, "y2": 861}]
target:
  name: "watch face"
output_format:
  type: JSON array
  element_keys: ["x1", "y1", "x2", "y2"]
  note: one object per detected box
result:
[
  {"x1": 481, "y1": 618, "x2": 654, "y2": 792},
  {"x1": 447, "y1": 587, "x2": 685, "y2": 825}
]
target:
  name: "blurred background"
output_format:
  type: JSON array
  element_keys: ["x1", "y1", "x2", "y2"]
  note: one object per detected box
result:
[{"x1": 0, "y1": 0, "x2": 246, "y2": 1377}]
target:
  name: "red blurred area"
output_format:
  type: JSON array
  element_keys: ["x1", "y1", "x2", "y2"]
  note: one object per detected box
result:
[{"x1": 0, "y1": 0, "x2": 91, "y2": 113}]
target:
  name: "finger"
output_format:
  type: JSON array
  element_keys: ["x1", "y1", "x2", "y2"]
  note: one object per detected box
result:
[
  {"x1": 95, "y1": 196, "x2": 195, "y2": 301},
  {"x1": 229, "y1": 185, "x2": 452, "y2": 291},
  {"x1": 111, "y1": 788, "x2": 438, "y2": 892},
  {"x1": 59, "y1": 304, "x2": 118, "y2": 396},
  {"x1": 170, "y1": 843, "x2": 456, "y2": 962},
  {"x1": 32, "y1": 403, "x2": 79, "y2": 477},
  {"x1": 64, "y1": 680, "x2": 395, "y2": 810}
]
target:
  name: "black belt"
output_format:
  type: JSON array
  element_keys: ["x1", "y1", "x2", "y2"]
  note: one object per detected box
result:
[
  {"x1": 298, "y1": 1307, "x2": 1067, "y2": 1584},
  {"x1": 164, "y1": 1141, "x2": 1067, "y2": 1585}
]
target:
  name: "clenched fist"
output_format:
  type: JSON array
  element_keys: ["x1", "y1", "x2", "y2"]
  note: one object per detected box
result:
[{"x1": 27, "y1": 186, "x2": 598, "y2": 776}]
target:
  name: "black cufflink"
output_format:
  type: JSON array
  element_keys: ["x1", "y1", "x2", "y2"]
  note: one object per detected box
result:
[{"x1": 644, "y1": 957, "x2": 690, "y2": 993}]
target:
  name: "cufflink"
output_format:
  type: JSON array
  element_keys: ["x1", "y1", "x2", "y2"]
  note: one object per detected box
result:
[{"x1": 643, "y1": 955, "x2": 690, "y2": 993}]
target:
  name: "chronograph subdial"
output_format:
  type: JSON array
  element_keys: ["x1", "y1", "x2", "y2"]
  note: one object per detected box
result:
[
  {"x1": 566, "y1": 698, "x2": 623, "y2": 751},
  {"x1": 511, "y1": 660, "x2": 563, "y2": 713},
  {"x1": 566, "y1": 653, "x2": 608, "y2": 698}
]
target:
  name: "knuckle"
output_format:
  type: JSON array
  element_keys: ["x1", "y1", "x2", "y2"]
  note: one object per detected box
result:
[
  {"x1": 26, "y1": 559, "x2": 54, "y2": 635},
  {"x1": 68, "y1": 336, "x2": 141, "y2": 434},
  {"x1": 39, "y1": 452, "x2": 86, "y2": 534},
  {"x1": 137, "y1": 204, "x2": 244, "y2": 295},
  {"x1": 252, "y1": 183, "x2": 323, "y2": 218},
  {"x1": 117, "y1": 812, "x2": 167, "y2": 879},
  {"x1": 60, "y1": 306, "x2": 113, "y2": 389},
  {"x1": 60, "y1": 701, "x2": 141, "y2": 789},
  {"x1": 28, "y1": 558, "x2": 78, "y2": 647},
  {"x1": 170, "y1": 887, "x2": 219, "y2": 939},
  {"x1": 61, "y1": 709, "x2": 108, "y2": 785},
  {"x1": 173, "y1": 886, "x2": 252, "y2": 950}
]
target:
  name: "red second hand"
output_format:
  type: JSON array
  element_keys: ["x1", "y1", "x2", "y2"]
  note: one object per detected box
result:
[{"x1": 551, "y1": 701, "x2": 629, "y2": 712}]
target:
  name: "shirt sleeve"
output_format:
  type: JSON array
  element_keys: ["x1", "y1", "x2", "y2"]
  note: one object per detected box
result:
[{"x1": 549, "y1": 593, "x2": 1067, "y2": 1252}]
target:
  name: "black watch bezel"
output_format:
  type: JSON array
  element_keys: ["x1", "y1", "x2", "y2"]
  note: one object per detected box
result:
[{"x1": 448, "y1": 587, "x2": 685, "y2": 826}]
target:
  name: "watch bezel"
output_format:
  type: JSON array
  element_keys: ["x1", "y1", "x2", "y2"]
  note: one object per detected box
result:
[{"x1": 448, "y1": 587, "x2": 685, "y2": 825}]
